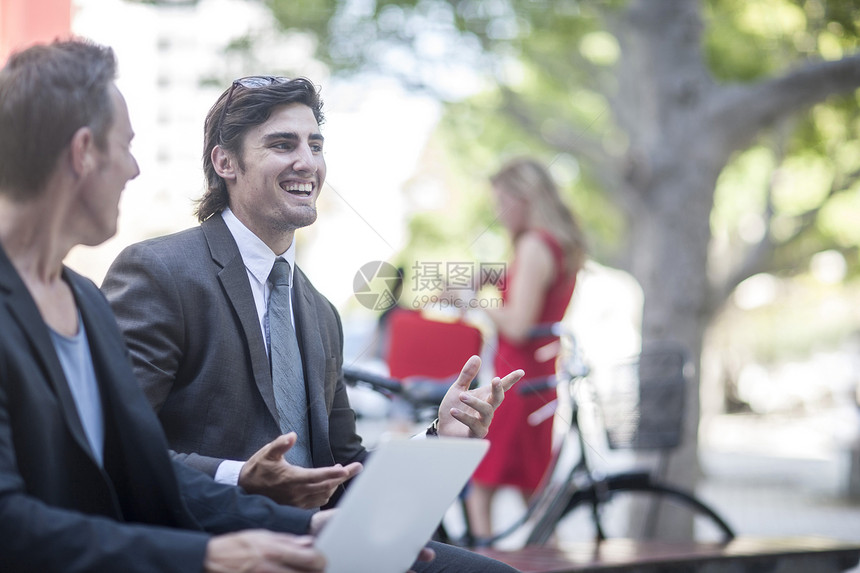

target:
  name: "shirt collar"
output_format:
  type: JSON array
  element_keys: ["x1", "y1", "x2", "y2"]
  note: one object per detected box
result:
[{"x1": 221, "y1": 207, "x2": 296, "y2": 287}]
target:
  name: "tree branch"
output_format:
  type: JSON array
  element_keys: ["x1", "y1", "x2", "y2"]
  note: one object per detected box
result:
[
  {"x1": 710, "y1": 54, "x2": 860, "y2": 155},
  {"x1": 707, "y1": 158, "x2": 860, "y2": 315},
  {"x1": 706, "y1": 121, "x2": 788, "y2": 314}
]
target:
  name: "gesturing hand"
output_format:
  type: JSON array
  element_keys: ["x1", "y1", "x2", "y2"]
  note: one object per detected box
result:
[
  {"x1": 437, "y1": 355, "x2": 524, "y2": 439},
  {"x1": 238, "y1": 433, "x2": 362, "y2": 508}
]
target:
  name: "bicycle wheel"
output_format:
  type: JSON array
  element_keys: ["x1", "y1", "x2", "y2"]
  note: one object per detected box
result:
[{"x1": 526, "y1": 472, "x2": 735, "y2": 545}]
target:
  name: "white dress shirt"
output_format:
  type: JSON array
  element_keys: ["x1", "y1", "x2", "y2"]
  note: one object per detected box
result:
[{"x1": 214, "y1": 207, "x2": 297, "y2": 485}]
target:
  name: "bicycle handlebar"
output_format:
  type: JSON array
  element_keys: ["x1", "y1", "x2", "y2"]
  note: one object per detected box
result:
[
  {"x1": 343, "y1": 367, "x2": 452, "y2": 408},
  {"x1": 343, "y1": 367, "x2": 403, "y2": 394}
]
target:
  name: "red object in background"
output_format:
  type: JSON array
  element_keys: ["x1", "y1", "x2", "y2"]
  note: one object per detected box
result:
[
  {"x1": 387, "y1": 309, "x2": 483, "y2": 381},
  {"x1": 0, "y1": 0, "x2": 72, "y2": 64}
]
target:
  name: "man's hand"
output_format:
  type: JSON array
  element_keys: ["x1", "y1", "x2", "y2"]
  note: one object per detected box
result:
[
  {"x1": 436, "y1": 355, "x2": 524, "y2": 439},
  {"x1": 308, "y1": 509, "x2": 336, "y2": 536},
  {"x1": 408, "y1": 546, "x2": 436, "y2": 573},
  {"x1": 204, "y1": 530, "x2": 325, "y2": 573},
  {"x1": 238, "y1": 434, "x2": 362, "y2": 508}
]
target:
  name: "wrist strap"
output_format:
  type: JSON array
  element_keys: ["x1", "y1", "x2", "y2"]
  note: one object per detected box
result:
[{"x1": 425, "y1": 417, "x2": 439, "y2": 437}]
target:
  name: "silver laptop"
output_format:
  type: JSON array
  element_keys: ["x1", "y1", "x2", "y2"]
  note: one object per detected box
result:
[{"x1": 315, "y1": 436, "x2": 489, "y2": 573}]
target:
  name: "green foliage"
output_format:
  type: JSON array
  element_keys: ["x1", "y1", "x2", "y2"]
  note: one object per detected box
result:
[
  {"x1": 265, "y1": 0, "x2": 337, "y2": 43},
  {"x1": 265, "y1": 0, "x2": 611, "y2": 87},
  {"x1": 712, "y1": 146, "x2": 773, "y2": 229},
  {"x1": 704, "y1": 0, "x2": 860, "y2": 80},
  {"x1": 774, "y1": 154, "x2": 833, "y2": 215},
  {"x1": 820, "y1": 187, "x2": 860, "y2": 247}
]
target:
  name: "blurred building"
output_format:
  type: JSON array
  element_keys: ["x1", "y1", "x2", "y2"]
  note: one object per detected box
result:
[{"x1": 0, "y1": 0, "x2": 71, "y2": 62}]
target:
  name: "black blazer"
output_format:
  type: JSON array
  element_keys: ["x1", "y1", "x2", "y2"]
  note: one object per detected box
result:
[
  {"x1": 0, "y1": 246, "x2": 311, "y2": 573},
  {"x1": 102, "y1": 215, "x2": 367, "y2": 482}
]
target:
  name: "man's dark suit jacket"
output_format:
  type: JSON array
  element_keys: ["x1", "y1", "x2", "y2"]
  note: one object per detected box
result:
[
  {"x1": 102, "y1": 215, "x2": 368, "y2": 488},
  {"x1": 0, "y1": 245, "x2": 311, "y2": 573}
]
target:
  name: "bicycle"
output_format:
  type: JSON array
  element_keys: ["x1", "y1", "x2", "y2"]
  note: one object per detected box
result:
[{"x1": 343, "y1": 323, "x2": 735, "y2": 548}]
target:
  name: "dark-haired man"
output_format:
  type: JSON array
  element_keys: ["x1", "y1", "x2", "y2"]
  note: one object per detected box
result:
[
  {"x1": 0, "y1": 39, "x2": 327, "y2": 573},
  {"x1": 102, "y1": 75, "x2": 523, "y2": 571}
]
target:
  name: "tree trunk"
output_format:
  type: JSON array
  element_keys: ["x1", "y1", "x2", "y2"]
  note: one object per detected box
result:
[
  {"x1": 613, "y1": 0, "x2": 724, "y2": 539},
  {"x1": 626, "y1": 154, "x2": 722, "y2": 539}
]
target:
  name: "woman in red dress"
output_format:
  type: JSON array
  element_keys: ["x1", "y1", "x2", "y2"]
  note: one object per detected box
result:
[{"x1": 466, "y1": 157, "x2": 587, "y2": 540}]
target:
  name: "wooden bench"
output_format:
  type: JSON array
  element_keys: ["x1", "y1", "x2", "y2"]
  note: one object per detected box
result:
[{"x1": 475, "y1": 536, "x2": 860, "y2": 572}]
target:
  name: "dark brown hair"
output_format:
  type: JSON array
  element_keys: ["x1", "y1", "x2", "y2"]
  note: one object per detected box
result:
[{"x1": 197, "y1": 77, "x2": 324, "y2": 221}]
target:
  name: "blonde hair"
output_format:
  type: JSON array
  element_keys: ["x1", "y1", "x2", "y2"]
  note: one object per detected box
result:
[{"x1": 490, "y1": 157, "x2": 587, "y2": 273}]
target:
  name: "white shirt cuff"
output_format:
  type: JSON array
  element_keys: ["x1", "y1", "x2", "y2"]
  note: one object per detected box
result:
[{"x1": 214, "y1": 459, "x2": 245, "y2": 486}]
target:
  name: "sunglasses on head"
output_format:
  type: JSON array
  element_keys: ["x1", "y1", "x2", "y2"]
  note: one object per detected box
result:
[{"x1": 215, "y1": 75, "x2": 290, "y2": 142}]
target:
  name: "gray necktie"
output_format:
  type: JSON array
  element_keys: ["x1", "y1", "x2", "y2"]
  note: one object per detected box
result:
[{"x1": 268, "y1": 258, "x2": 312, "y2": 467}]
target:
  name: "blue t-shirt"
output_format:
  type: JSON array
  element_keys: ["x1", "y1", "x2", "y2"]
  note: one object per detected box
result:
[{"x1": 50, "y1": 314, "x2": 104, "y2": 467}]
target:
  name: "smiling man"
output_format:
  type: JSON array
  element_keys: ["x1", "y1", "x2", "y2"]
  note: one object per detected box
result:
[{"x1": 102, "y1": 76, "x2": 523, "y2": 572}]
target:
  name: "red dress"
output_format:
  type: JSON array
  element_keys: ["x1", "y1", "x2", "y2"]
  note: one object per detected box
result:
[{"x1": 472, "y1": 230, "x2": 577, "y2": 491}]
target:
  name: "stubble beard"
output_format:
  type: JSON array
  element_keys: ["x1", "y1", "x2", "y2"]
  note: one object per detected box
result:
[{"x1": 277, "y1": 204, "x2": 318, "y2": 234}]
